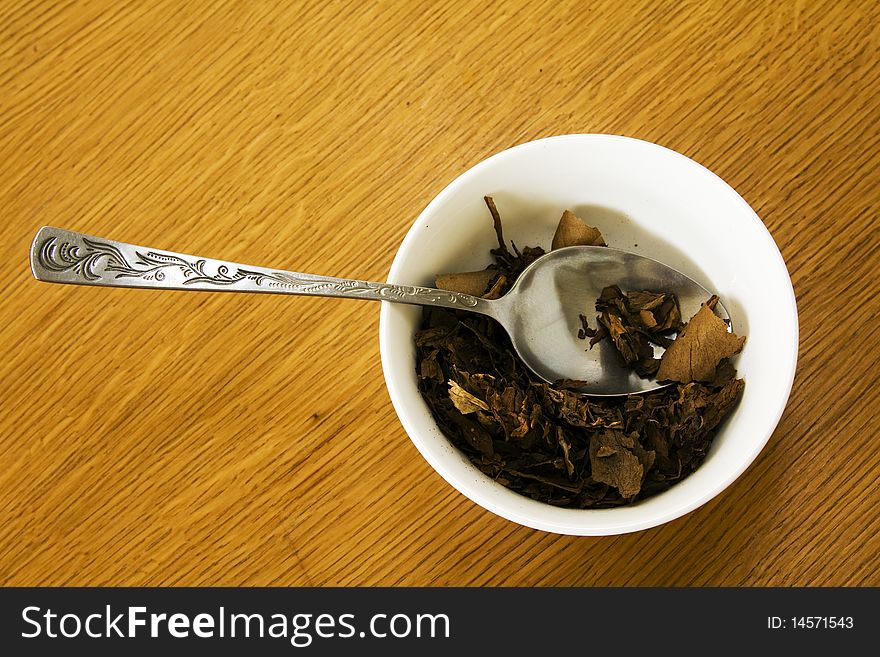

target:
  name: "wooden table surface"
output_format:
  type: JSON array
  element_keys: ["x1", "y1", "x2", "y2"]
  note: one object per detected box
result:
[{"x1": 1, "y1": 1, "x2": 877, "y2": 587}]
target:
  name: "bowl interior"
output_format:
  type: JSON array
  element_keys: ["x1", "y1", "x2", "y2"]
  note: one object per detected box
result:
[{"x1": 380, "y1": 134, "x2": 797, "y2": 535}]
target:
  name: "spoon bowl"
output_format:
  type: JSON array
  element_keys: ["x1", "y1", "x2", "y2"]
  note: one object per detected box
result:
[{"x1": 499, "y1": 245, "x2": 728, "y2": 394}]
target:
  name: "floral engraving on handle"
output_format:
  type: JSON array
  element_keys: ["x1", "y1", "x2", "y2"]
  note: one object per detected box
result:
[
  {"x1": 39, "y1": 236, "x2": 132, "y2": 281},
  {"x1": 36, "y1": 235, "x2": 479, "y2": 307}
]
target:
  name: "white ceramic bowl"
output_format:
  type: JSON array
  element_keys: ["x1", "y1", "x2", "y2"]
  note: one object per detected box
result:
[{"x1": 379, "y1": 134, "x2": 798, "y2": 535}]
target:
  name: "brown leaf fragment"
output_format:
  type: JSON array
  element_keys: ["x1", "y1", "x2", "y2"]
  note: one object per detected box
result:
[
  {"x1": 448, "y1": 380, "x2": 489, "y2": 414},
  {"x1": 635, "y1": 357, "x2": 661, "y2": 378},
  {"x1": 484, "y1": 196, "x2": 506, "y2": 251},
  {"x1": 484, "y1": 198, "x2": 546, "y2": 283},
  {"x1": 657, "y1": 300, "x2": 746, "y2": 383},
  {"x1": 588, "y1": 322, "x2": 609, "y2": 347},
  {"x1": 482, "y1": 273, "x2": 507, "y2": 299},
  {"x1": 503, "y1": 469, "x2": 583, "y2": 493},
  {"x1": 589, "y1": 430, "x2": 643, "y2": 498},
  {"x1": 557, "y1": 428, "x2": 575, "y2": 478},
  {"x1": 710, "y1": 359, "x2": 737, "y2": 387},
  {"x1": 656, "y1": 297, "x2": 682, "y2": 331},
  {"x1": 597, "y1": 315, "x2": 655, "y2": 375},
  {"x1": 636, "y1": 441, "x2": 656, "y2": 474},
  {"x1": 700, "y1": 378, "x2": 745, "y2": 433},
  {"x1": 577, "y1": 313, "x2": 596, "y2": 340},
  {"x1": 551, "y1": 210, "x2": 606, "y2": 249},
  {"x1": 585, "y1": 286, "x2": 681, "y2": 379},
  {"x1": 413, "y1": 325, "x2": 452, "y2": 348},
  {"x1": 486, "y1": 386, "x2": 532, "y2": 438},
  {"x1": 419, "y1": 351, "x2": 444, "y2": 381},
  {"x1": 626, "y1": 291, "x2": 667, "y2": 311},
  {"x1": 447, "y1": 411, "x2": 494, "y2": 457},
  {"x1": 435, "y1": 269, "x2": 495, "y2": 297}
]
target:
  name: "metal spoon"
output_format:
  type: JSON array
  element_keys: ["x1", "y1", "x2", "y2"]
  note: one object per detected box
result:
[{"x1": 30, "y1": 226, "x2": 728, "y2": 396}]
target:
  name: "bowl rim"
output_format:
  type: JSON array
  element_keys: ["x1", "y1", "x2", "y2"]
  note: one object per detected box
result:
[{"x1": 379, "y1": 133, "x2": 799, "y2": 535}]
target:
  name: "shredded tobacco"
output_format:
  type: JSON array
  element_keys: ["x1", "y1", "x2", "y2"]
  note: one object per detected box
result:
[{"x1": 418, "y1": 198, "x2": 744, "y2": 508}]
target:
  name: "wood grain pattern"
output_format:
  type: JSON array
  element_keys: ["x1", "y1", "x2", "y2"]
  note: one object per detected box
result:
[{"x1": 1, "y1": 0, "x2": 878, "y2": 586}]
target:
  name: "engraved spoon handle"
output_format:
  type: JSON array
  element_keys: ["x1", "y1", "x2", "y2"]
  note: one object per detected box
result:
[{"x1": 30, "y1": 226, "x2": 494, "y2": 314}]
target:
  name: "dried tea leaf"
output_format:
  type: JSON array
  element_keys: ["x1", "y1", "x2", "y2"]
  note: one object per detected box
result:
[
  {"x1": 551, "y1": 210, "x2": 606, "y2": 249},
  {"x1": 700, "y1": 377, "x2": 745, "y2": 432},
  {"x1": 419, "y1": 351, "x2": 444, "y2": 381},
  {"x1": 657, "y1": 299, "x2": 746, "y2": 383},
  {"x1": 482, "y1": 273, "x2": 507, "y2": 299},
  {"x1": 435, "y1": 269, "x2": 495, "y2": 297},
  {"x1": 486, "y1": 385, "x2": 533, "y2": 439},
  {"x1": 447, "y1": 411, "x2": 494, "y2": 457},
  {"x1": 503, "y1": 468, "x2": 583, "y2": 493},
  {"x1": 589, "y1": 430, "x2": 643, "y2": 498},
  {"x1": 448, "y1": 380, "x2": 489, "y2": 414},
  {"x1": 639, "y1": 309, "x2": 658, "y2": 328},
  {"x1": 484, "y1": 198, "x2": 546, "y2": 290},
  {"x1": 577, "y1": 313, "x2": 596, "y2": 340},
  {"x1": 557, "y1": 427, "x2": 575, "y2": 478},
  {"x1": 585, "y1": 286, "x2": 683, "y2": 378},
  {"x1": 626, "y1": 291, "x2": 667, "y2": 310},
  {"x1": 484, "y1": 195, "x2": 506, "y2": 251}
]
